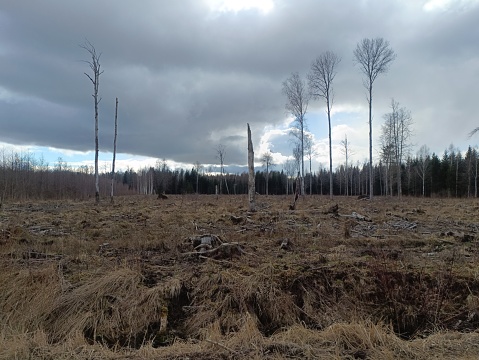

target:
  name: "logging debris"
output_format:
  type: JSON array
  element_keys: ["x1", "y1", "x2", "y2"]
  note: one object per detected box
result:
[{"x1": 182, "y1": 234, "x2": 248, "y2": 259}]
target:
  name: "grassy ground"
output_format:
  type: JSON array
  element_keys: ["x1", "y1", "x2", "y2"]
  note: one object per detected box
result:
[{"x1": 1, "y1": 194, "x2": 479, "y2": 359}]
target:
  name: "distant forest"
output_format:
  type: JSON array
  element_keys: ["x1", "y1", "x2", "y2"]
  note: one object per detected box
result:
[{"x1": 0, "y1": 144, "x2": 477, "y2": 202}]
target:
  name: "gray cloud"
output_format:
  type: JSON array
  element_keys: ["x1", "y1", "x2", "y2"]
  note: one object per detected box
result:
[{"x1": 1, "y1": 0, "x2": 478, "y2": 167}]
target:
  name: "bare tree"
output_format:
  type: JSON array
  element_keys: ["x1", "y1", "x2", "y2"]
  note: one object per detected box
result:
[
  {"x1": 308, "y1": 51, "x2": 340, "y2": 199},
  {"x1": 380, "y1": 111, "x2": 395, "y2": 196},
  {"x1": 340, "y1": 135, "x2": 354, "y2": 196},
  {"x1": 475, "y1": 147, "x2": 478, "y2": 198},
  {"x1": 304, "y1": 134, "x2": 316, "y2": 195},
  {"x1": 194, "y1": 161, "x2": 203, "y2": 194},
  {"x1": 215, "y1": 144, "x2": 228, "y2": 195},
  {"x1": 110, "y1": 97, "x2": 118, "y2": 204},
  {"x1": 382, "y1": 99, "x2": 413, "y2": 197},
  {"x1": 354, "y1": 38, "x2": 396, "y2": 199},
  {"x1": 416, "y1": 145, "x2": 430, "y2": 197},
  {"x1": 261, "y1": 151, "x2": 274, "y2": 195},
  {"x1": 81, "y1": 40, "x2": 103, "y2": 203},
  {"x1": 282, "y1": 72, "x2": 310, "y2": 195},
  {"x1": 474, "y1": 146, "x2": 479, "y2": 198},
  {"x1": 292, "y1": 143, "x2": 302, "y2": 175},
  {"x1": 380, "y1": 143, "x2": 395, "y2": 196},
  {"x1": 247, "y1": 124, "x2": 255, "y2": 210},
  {"x1": 283, "y1": 159, "x2": 296, "y2": 195},
  {"x1": 470, "y1": 127, "x2": 479, "y2": 138},
  {"x1": 454, "y1": 148, "x2": 462, "y2": 198}
]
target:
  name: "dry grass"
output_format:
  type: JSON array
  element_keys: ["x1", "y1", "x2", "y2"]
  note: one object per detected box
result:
[{"x1": 1, "y1": 194, "x2": 479, "y2": 359}]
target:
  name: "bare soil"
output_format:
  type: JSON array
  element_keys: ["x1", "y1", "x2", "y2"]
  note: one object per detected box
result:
[{"x1": 1, "y1": 195, "x2": 479, "y2": 359}]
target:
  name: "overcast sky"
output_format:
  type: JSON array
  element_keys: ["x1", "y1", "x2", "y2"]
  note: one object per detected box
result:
[{"x1": 1, "y1": 0, "x2": 478, "y2": 172}]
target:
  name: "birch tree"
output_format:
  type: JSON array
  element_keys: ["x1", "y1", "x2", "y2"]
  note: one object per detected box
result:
[
  {"x1": 304, "y1": 134, "x2": 315, "y2": 195},
  {"x1": 282, "y1": 72, "x2": 310, "y2": 195},
  {"x1": 283, "y1": 159, "x2": 296, "y2": 195},
  {"x1": 292, "y1": 143, "x2": 302, "y2": 178},
  {"x1": 261, "y1": 151, "x2": 274, "y2": 195},
  {"x1": 475, "y1": 147, "x2": 478, "y2": 198},
  {"x1": 354, "y1": 38, "x2": 396, "y2": 199},
  {"x1": 247, "y1": 124, "x2": 255, "y2": 210},
  {"x1": 382, "y1": 99, "x2": 413, "y2": 198},
  {"x1": 110, "y1": 97, "x2": 118, "y2": 203},
  {"x1": 416, "y1": 145, "x2": 430, "y2": 197},
  {"x1": 81, "y1": 40, "x2": 103, "y2": 203},
  {"x1": 216, "y1": 144, "x2": 228, "y2": 195},
  {"x1": 194, "y1": 161, "x2": 203, "y2": 194},
  {"x1": 340, "y1": 135, "x2": 354, "y2": 196},
  {"x1": 308, "y1": 51, "x2": 340, "y2": 199},
  {"x1": 380, "y1": 119, "x2": 394, "y2": 195},
  {"x1": 474, "y1": 147, "x2": 478, "y2": 198}
]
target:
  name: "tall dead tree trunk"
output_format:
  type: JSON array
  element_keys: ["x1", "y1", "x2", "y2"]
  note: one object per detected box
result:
[
  {"x1": 194, "y1": 161, "x2": 202, "y2": 194},
  {"x1": 216, "y1": 144, "x2": 227, "y2": 195},
  {"x1": 247, "y1": 124, "x2": 255, "y2": 211},
  {"x1": 340, "y1": 135, "x2": 353, "y2": 196},
  {"x1": 81, "y1": 40, "x2": 103, "y2": 204},
  {"x1": 110, "y1": 97, "x2": 118, "y2": 204}
]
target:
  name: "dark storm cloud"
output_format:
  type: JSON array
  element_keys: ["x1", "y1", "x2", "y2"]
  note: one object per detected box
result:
[{"x1": 1, "y1": 0, "x2": 478, "y2": 166}]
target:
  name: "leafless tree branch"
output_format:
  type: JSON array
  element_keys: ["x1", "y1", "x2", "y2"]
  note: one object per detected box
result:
[{"x1": 469, "y1": 127, "x2": 479, "y2": 138}]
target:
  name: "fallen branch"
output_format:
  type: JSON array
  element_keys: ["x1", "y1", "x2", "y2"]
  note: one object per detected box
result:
[
  {"x1": 182, "y1": 242, "x2": 250, "y2": 258},
  {"x1": 22, "y1": 250, "x2": 63, "y2": 260},
  {"x1": 340, "y1": 212, "x2": 371, "y2": 222}
]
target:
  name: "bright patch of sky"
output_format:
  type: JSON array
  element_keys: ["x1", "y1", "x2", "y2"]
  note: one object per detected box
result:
[
  {"x1": 0, "y1": 86, "x2": 22, "y2": 104},
  {"x1": 0, "y1": 142, "x2": 157, "y2": 172},
  {"x1": 206, "y1": 0, "x2": 274, "y2": 13},
  {"x1": 257, "y1": 104, "x2": 372, "y2": 173},
  {"x1": 0, "y1": 142, "x2": 231, "y2": 174},
  {"x1": 423, "y1": 0, "x2": 479, "y2": 11}
]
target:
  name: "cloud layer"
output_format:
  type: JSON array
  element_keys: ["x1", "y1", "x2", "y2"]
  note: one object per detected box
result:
[{"x1": 1, "y1": 0, "x2": 478, "y2": 169}]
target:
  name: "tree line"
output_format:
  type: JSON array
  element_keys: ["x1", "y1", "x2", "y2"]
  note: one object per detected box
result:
[
  {"x1": 1, "y1": 143, "x2": 476, "y2": 203},
  {"x1": 0, "y1": 150, "x2": 133, "y2": 203}
]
